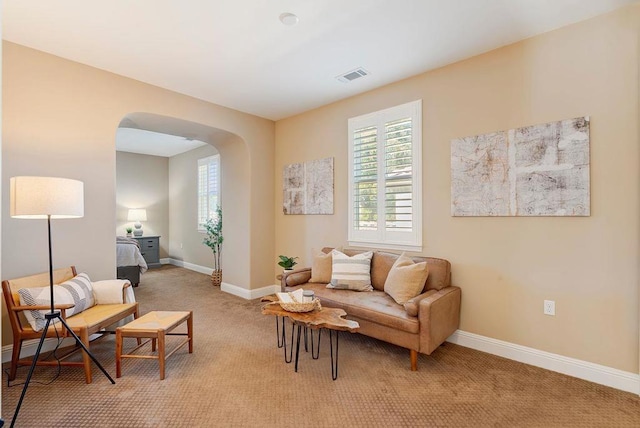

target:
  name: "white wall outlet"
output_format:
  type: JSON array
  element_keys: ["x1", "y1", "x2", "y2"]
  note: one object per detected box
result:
[
  {"x1": 180, "y1": 243, "x2": 183, "y2": 249},
  {"x1": 544, "y1": 300, "x2": 556, "y2": 316}
]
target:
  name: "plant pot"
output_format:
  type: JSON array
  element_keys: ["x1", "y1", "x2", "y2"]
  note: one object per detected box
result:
[
  {"x1": 211, "y1": 269, "x2": 222, "y2": 287},
  {"x1": 126, "y1": 233, "x2": 132, "y2": 237}
]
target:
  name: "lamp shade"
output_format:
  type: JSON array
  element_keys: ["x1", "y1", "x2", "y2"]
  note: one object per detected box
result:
[
  {"x1": 10, "y1": 176, "x2": 84, "y2": 219},
  {"x1": 127, "y1": 209, "x2": 147, "y2": 222}
]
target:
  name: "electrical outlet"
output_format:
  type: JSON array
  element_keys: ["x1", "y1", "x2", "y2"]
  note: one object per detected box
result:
[
  {"x1": 543, "y1": 300, "x2": 555, "y2": 316},
  {"x1": 180, "y1": 243, "x2": 183, "y2": 249}
]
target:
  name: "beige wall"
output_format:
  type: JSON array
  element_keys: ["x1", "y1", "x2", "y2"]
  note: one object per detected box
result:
[
  {"x1": 168, "y1": 144, "x2": 220, "y2": 268},
  {"x1": 2, "y1": 41, "x2": 275, "y2": 345},
  {"x1": 274, "y1": 6, "x2": 640, "y2": 373},
  {"x1": 116, "y1": 151, "x2": 169, "y2": 258}
]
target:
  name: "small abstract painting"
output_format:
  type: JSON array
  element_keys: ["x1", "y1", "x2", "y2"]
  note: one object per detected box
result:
[
  {"x1": 451, "y1": 116, "x2": 590, "y2": 216},
  {"x1": 283, "y1": 157, "x2": 334, "y2": 215}
]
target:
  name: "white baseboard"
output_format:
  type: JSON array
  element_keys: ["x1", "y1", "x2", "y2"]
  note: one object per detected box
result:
[
  {"x1": 221, "y1": 282, "x2": 280, "y2": 300},
  {"x1": 168, "y1": 258, "x2": 278, "y2": 299},
  {"x1": 159, "y1": 258, "x2": 171, "y2": 265},
  {"x1": 168, "y1": 258, "x2": 212, "y2": 275},
  {"x1": 447, "y1": 330, "x2": 640, "y2": 395}
]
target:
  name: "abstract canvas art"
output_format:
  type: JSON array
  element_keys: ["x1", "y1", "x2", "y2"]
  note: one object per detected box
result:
[
  {"x1": 451, "y1": 116, "x2": 590, "y2": 216},
  {"x1": 283, "y1": 157, "x2": 334, "y2": 215}
]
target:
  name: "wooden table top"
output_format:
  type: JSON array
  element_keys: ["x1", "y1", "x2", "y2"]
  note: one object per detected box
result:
[
  {"x1": 119, "y1": 311, "x2": 190, "y2": 333},
  {"x1": 262, "y1": 302, "x2": 359, "y2": 332}
]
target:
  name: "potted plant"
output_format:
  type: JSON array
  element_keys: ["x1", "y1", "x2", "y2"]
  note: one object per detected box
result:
[
  {"x1": 125, "y1": 227, "x2": 133, "y2": 237},
  {"x1": 203, "y1": 205, "x2": 224, "y2": 286},
  {"x1": 278, "y1": 255, "x2": 298, "y2": 272}
]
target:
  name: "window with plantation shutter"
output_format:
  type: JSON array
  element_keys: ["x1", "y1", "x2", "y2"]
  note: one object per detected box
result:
[
  {"x1": 348, "y1": 100, "x2": 422, "y2": 251},
  {"x1": 197, "y1": 154, "x2": 220, "y2": 231}
]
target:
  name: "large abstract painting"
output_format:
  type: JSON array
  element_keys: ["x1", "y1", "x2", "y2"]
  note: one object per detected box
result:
[
  {"x1": 283, "y1": 157, "x2": 334, "y2": 215},
  {"x1": 451, "y1": 116, "x2": 590, "y2": 216}
]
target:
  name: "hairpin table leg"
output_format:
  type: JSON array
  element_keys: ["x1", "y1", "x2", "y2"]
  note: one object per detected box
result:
[
  {"x1": 283, "y1": 318, "x2": 295, "y2": 364},
  {"x1": 311, "y1": 329, "x2": 322, "y2": 360},
  {"x1": 330, "y1": 330, "x2": 340, "y2": 380},
  {"x1": 276, "y1": 316, "x2": 284, "y2": 348},
  {"x1": 294, "y1": 323, "x2": 303, "y2": 372}
]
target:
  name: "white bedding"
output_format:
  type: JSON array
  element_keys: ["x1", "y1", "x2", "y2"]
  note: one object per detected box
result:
[{"x1": 116, "y1": 243, "x2": 148, "y2": 274}]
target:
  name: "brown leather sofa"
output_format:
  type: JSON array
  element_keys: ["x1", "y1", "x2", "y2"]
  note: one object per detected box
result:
[{"x1": 281, "y1": 249, "x2": 461, "y2": 370}]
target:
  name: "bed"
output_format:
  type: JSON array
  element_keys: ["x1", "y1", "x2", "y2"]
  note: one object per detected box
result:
[{"x1": 116, "y1": 236, "x2": 148, "y2": 286}]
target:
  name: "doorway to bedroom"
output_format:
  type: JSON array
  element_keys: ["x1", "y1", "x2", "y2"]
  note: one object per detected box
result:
[{"x1": 114, "y1": 113, "x2": 238, "y2": 287}]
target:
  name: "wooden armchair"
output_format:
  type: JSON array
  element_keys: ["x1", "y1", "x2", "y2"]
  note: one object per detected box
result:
[{"x1": 2, "y1": 266, "x2": 139, "y2": 383}]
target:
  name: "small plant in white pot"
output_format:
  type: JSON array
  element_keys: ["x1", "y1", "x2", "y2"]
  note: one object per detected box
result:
[
  {"x1": 278, "y1": 255, "x2": 298, "y2": 272},
  {"x1": 203, "y1": 205, "x2": 224, "y2": 286},
  {"x1": 125, "y1": 227, "x2": 133, "y2": 237}
]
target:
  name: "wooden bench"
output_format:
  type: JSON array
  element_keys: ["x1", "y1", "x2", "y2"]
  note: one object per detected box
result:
[
  {"x1": 116, "y1": 311, "x2": 193, "y2": 380},
  {"x1": 2, "y1": 266, "x2": 139, "y2": 384}
]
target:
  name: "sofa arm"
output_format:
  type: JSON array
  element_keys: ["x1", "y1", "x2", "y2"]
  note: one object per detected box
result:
[
  {"x1": 280, "y1": 268, "x2": 312, "y2": 291},
  {"x1": 403, "y1": 289, "x2": 438, "y2": 316},
  {"x1": 13, "y1": 303, "x2": 74, "y2": 312},
  {"x1": 418, "y1": 286, "x2": 461, "y2": 355}
]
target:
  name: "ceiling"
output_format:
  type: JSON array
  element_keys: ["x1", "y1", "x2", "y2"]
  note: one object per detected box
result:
[
  {"x1": 115, "y1": 128, "x2": 207, "y2": 157},
  {"x1": 4, "y1": 1, "x2": 637, "y2": 157},
  {"x1": 3, "y1": 0, "x2": 636, "y2": 123}
]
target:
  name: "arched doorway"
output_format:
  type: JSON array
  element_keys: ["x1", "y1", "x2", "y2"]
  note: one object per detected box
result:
[{"x1": 116, "y1": 113, "x2": 252, "y2": 290}]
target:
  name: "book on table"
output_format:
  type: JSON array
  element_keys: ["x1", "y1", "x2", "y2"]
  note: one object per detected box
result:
[{"x1": 276, "y1": 288, "x2": 304, "y2": 304}]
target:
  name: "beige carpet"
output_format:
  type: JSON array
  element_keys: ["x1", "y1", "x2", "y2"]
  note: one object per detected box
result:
[{"x1": 3, "y1": 265, "x2": 639, "y2": 427}]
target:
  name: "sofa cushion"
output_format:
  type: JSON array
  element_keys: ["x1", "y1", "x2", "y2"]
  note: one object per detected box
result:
[
  {"x1": 302, "y1": 283, "x2": 419, "y2": 334},
  {"x1": 343, "y1": 249, "x2": 451, "y2": 292},
  {"x1": 18, "y1": 273, "x2": 95, "y2": 331},
  {"x1": 327, "y1": 250, "x2": 373, "y2": 291},
  {"x1": 309, "y1": 250, "x2": 332, "y2": 283},
  {"x1": 384, "y1": 254, "x2": 430, "y2": 305}
]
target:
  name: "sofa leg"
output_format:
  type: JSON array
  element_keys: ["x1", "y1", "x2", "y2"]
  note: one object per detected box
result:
[{"x1": 410, "y1": 349, "x2": 418, "y2": 371}]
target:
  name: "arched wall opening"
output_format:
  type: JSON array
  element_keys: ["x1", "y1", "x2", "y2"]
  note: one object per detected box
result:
[{"x1": 118, "y1": 112, "x2": 251, "y2": 289}]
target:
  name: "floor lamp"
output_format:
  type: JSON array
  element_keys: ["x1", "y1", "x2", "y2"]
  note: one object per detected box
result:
[{"x1": 9, "y1": 176, "x2": 116, "y2": 428}]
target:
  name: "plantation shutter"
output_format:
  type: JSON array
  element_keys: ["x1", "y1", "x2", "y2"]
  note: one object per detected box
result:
[
  {"x1": 197, "y1": 155, "x2": 220, "y2": 229},
  {"x1": 384, "y1": 118, "x2": 413, "y2": 231},
  {"x1": 348, "y1": 100, "x2": 422, "y2": 251},
  {"x1": 353, "y1": 125, "x2": 378, "y2": 231}
]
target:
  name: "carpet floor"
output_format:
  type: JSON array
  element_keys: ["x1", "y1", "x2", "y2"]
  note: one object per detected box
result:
[{"x1": 3, "y1": 265, "x2": 640, "y2": 427}]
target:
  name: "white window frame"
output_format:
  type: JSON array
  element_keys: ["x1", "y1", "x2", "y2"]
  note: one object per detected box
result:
[
  {"x1": 197, "y1": 154, "x2": 221, "y2": 231},
  {"x1": 348, "y1": 100, "x2": 422, "y2": 251}
]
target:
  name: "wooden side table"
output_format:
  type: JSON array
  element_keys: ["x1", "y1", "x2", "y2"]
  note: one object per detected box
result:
[
  {"x1": 116, "y1": 310, "x2": 193, "y2": 380},
  {"x1": 262, "y1": 302, "x2": 359, "y2": 380}
]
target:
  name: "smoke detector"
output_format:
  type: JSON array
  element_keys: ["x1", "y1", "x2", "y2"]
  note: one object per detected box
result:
[
  {"x1": 279, "y1": 13, "x2": 299, "y2": 26},
  {"x1": 336, "y1": 67, "x2": 370, "y2": 83}
]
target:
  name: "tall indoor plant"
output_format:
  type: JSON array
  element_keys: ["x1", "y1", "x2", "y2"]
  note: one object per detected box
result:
[{"x1": 203, "y1": 205, "x2": 224, "y2": 286}]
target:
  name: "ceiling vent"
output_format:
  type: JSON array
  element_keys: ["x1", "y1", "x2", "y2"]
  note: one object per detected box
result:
[{"x1": 336, "y1": 67, "x2": 370, "y2": 83}]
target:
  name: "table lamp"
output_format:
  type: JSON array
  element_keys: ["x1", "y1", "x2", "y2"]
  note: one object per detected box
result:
[{"x1": 127, "y1": 208, "x2": 147, "y2": 237}]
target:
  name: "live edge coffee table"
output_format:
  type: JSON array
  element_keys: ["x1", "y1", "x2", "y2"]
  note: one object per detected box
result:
[
  {"x1": 116, "y1": 311, "x2": 193, "y2": 380},
  {"x1": 262, "y1": 301, "x2": 359, "y2": 380}
]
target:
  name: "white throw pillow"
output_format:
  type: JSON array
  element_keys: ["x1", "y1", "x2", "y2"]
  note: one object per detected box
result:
[
  {"x1": 18, "y1": 273, "x2": 95, "y2": 331},
  {"x1": 92, "y1": 279, "x2": 130, "y2": 304},
  {"x1": 327, "y1": 250, "x2": 373, "y2": 291}
]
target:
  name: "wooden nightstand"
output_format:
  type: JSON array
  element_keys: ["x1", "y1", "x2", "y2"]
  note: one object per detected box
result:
[{"x1": 133, "y1": 236, "x2": 161, "y2": 268}]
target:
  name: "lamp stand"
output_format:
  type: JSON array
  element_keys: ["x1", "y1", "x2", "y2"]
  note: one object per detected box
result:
[
  {"x1": 133, "y1": 221, "x2": 143, "y2": 237},
  {"x1": 11, "y1": 216, "x2": 116, "y2": 428}
]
